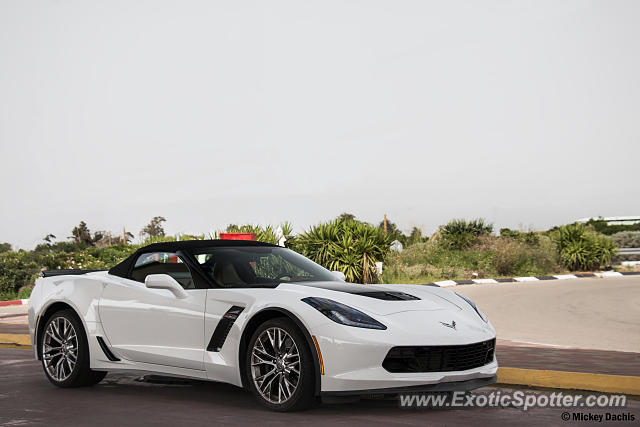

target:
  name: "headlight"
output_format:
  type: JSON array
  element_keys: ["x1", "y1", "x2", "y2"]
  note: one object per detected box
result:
[
  {"x1": 302, "y1": 297, "x2": 386, "y2": 330},
  {"x1": 455, "y1": 293, "x2": 488, "y2": 323}
]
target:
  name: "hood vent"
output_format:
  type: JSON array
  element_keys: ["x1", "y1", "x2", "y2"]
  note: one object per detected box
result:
[{"x1": 355, "y1": 291, "x2": 420, "y2": 301}]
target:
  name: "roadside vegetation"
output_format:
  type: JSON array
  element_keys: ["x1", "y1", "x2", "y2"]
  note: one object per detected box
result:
[
  {"x1": 289, "y1": 218, "x2": 391, "y2": 283},
  {"x1": 549, "y1": 224, "x2": 616, "y2": 271},
  {"x1": 609, "y1": 231, "x2": 640, "y2": 263},
  {"x1": 0, "y1": 215, "x2": 622, "y2": 300},
  {"x1": 581, "y1": 217, "x2": 640, "y2": 235},
  {"x1": 382, "y1": 221, "x2": 560, "y2": 283}
]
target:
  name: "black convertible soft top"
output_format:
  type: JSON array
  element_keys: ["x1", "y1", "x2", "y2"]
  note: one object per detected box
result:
[
  {"x1": 42, "y1": 269, "x2": 104, "y2": 278},
  {"x1": 108, "y1": 239, "x2": 278, "y2": 279}
]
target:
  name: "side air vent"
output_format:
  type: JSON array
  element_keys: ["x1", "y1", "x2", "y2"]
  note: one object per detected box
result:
[
  {"x1": 356, "y1": 291, "x2": 420, "y2": 301},
  {"x1": 207, "y1": 306, "x2": 245, "y2": 352},
  {"x1": 96, "y1": 336, "x2": 120, "y2": 361}
]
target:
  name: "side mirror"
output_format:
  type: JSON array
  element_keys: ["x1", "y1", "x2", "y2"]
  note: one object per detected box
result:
[
  {"x1": 332, "y1": 271, "x2": 346, "y2": 281},
  {"x1": 145, "y1": 274, "x2": 188, "y2": 299}
]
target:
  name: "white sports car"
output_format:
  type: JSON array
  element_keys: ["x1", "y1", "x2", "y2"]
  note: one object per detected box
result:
[{"x1": 28, "y1": 240, "x2": 497, "y2": 411}]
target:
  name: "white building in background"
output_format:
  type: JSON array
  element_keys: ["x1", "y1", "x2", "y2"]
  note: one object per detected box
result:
[{"x1": 576, "y1": 216, "x2": 640, "y2": 225}]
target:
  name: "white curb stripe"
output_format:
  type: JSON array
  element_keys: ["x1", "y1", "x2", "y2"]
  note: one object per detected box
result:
[
  {"x1": 594, "y1": 271, "x2": 623, "y2": 278},
  {"x1": 429, "y1": 272, "x2": 627, "y2": 287},
  {"x1": 21, "y1": 299, "x2": 29, "y2": 305},
  {"x1": 434, "y1": 280, "x2": 457, "y2": 287},
  {"x1": 514, "y1": 277, "x2": 539, "y2": 282}
]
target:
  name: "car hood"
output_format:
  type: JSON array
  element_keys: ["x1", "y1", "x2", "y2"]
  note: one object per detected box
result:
[{"x1": 277, "y1": 281, "x2": 463, "y2": 316}]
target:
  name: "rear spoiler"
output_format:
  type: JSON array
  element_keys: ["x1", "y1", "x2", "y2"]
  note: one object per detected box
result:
[{"x1": 41, "y1": 269, "x2": 104, "y2": 278}]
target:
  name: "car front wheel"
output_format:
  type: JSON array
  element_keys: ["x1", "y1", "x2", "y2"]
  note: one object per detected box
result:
[{"x1": 246, "y1": 317, "x2": 318, "y2": 411}]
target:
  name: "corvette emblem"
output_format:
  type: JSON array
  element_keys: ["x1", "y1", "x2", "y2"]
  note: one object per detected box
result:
[{"x1": 440, "y1": 320, "x2": 457, "y2": 330}]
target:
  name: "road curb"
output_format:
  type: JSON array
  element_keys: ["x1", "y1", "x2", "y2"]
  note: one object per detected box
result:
[
  {"x1": 0, "y1": 333, "x2": 31, "y2": 347},
  {"x1": 0, "y1": 299, "x2": 29, "y2": 307},
  {"x1": 497, "y1": 367, "x2": 640, "y2": 396},
  {"x1": 431, "y1": 271, "x2": 640, "y2": 287}
]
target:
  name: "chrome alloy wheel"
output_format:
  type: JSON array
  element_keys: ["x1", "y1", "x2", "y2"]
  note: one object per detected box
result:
[
  {"x1": 250, "y1": 327, "x2": 301, "y2": 404},
  {"x1": 43, "y1": 316, "x2": 78, "y2": 382}
]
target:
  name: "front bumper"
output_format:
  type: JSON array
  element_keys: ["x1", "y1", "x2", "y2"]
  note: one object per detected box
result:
[
  {"x1": 321, "y1": 374, "x2": 497, "y2": 397},
  {"x1": 312, "y1": 309, "x2": 498, "y2": 392}
]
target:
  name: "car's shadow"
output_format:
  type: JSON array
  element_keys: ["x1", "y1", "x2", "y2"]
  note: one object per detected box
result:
[{"x1": 94, "y1": 373, "x2": 494, "y2": 416}]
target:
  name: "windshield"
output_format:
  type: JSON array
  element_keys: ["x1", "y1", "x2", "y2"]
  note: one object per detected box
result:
[{"x1": 190, "y1": 246, "x2": 340, "y2": 288}]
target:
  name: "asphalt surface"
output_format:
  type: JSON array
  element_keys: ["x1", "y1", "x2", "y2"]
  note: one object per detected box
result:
[
  {"x1": 1, "y1": 348, "x2": 638, "y2": 426},
  {"x1": 455, "y1": 275, "x2": 640, "y2": 352}
]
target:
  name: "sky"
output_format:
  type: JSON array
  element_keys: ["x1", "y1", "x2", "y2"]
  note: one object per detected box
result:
[{"x1": 1, "y1": 0, "x2": 639, "y2": 249}]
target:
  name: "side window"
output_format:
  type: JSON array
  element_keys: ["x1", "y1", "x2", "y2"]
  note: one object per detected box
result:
[{"x1": 131, "y1": 252, "x2": 195, "y2": 289}]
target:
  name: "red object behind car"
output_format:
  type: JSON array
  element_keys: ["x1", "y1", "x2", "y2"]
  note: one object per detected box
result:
[{"x1": 219, "y1": 233, "x2": 257, "y2": 241}]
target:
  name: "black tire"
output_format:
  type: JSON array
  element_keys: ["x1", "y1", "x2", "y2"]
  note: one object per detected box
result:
[
  {"x1": 40, "y1": 309, "x2": 107, "y2": 388},
  {"x1": 245, "y1": 317, "x2": 318, "y2": 412}
]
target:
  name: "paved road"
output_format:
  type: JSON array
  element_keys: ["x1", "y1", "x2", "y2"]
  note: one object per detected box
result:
[
  {"x1": 0, "y1": 304, "x2": 28, "y2": 334},
  {"x1": 455, "y1": 275, "x2": 640, "y2": 352},
  {"x1": 1, "y1": 348, "x2": 638, "y2": 426}
]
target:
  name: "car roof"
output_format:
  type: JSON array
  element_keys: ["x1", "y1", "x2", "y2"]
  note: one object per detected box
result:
[{"x1": 108, "y1": 239, "x2": 278, "y2": 278}]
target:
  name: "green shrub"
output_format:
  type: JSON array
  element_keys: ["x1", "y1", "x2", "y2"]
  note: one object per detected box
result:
[
  {"x1": 405, "y1": 227, "x2": 428, "y2": 247},
  {"x1": 18, "y1": 285, "x2": 33, "y2": 299},
  {"x1": 499, "y1": 228, "x2": 540, "y2": 245},
  {"x1": 0, "y1": 251, "x2": 40, "y2": 296},
  {"x1": 382, "y1": 240, "x2": 493, "y2": 282},
  {"x1": 551, "y1": 224, "x2": 616, "y2": 271},
  {"x1": 492, "y1": 238, "x2": 527, "y2": 276},
  {"x1": 489, "y1": 235, "x2": 559, "y2": 276},
  {"x1": 142, "y1": 235, "x2": 178, "y2": 245},
  {"x1": 610, "y1": 231, "x2": 640, "y2": 248},
  {"x1": 382, "y1": 241, "x2": 490, "y2": 283},
  {"x1": 439, "y1": 219, "x2": 493, "y2": 250},
  {"x1": 293, "y1": 219, "x2": 391, "y2": 283},
  {"x1": 39, "y1": 244, "x2": 139, "y2": 271}
]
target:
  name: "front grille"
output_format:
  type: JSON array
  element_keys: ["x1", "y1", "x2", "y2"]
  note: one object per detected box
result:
[{"x1": 382, "y1": 339, "x2": 496, "y2": 373}]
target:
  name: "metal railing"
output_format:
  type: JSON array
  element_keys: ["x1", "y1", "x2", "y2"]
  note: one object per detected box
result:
[{"x1": 618, "y1": 248, "x2": 640, "y2": 255}]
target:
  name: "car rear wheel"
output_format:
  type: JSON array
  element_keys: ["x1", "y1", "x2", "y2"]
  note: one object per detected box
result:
[
  {"x1": 246, "y1": 318, "x2": 318, "y2": 411},
  {"x1": 40, "y1": 309, "x2": 107, "y2": 387}
]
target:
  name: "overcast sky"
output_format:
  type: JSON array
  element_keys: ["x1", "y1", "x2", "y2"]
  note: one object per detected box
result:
[{"x1": 1, "y1": 0, "x2": 639, "y2": 249}]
